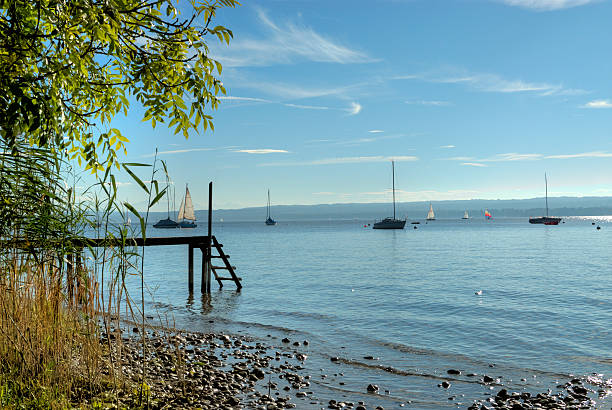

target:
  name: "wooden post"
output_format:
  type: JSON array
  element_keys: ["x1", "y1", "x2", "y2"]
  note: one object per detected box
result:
[
  {"x1": 201, "y1": 181, "x2": 213, "y2": 294},
  {"x1": 207, "y1": 182, "x2": 212, "y2": 293},
  {"x1": 188, "y1": 244, "x2": 194, "y2": 293},
  {"x1": 201, "y1": 246, "x2": 209, "y2": 293}
]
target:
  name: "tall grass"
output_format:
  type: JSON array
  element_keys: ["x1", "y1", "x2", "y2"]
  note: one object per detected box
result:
[{"x1": 0, "y1": 137, "x2": 163, "y2": 406}]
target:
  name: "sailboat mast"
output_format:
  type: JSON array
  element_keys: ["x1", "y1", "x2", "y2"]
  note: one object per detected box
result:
[
  {"x1": 392, "y1": 160, "x2": 396, "y2": 220},
  {"x1": 166, "y1": 174, "x2": 170, "y2": 218},
  {"x1": 267, "y1": 189, "x2": 270, "y2": 219},
  {"x1": 545, "y1": 173, "x2": 549, "y2": 217}
]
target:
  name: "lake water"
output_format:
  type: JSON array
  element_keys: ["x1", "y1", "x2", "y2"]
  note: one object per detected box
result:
[{"x1": 117, "y1": 217, "x2": 612, "y2": 408}]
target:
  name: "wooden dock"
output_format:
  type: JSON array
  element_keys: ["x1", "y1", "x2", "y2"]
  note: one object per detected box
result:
[{"x1": 6, "y1": 183, "x2": 242, "y2": 294}]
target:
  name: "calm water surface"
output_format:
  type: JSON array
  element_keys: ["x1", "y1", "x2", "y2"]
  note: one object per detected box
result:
[{"x1": 117, "y1": 217, "x2": 612, "y2": 408}]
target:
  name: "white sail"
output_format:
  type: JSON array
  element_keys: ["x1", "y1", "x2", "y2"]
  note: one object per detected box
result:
[
  {"x1": 463, "y1": 210, "x2": 469, "y2": 219},
  {"x1": 183, "y1": 187, "x2": 195, "y2": 221},
  {"x1": 177, "y1": 197, "x2": 185, "y2": 221},
  {"x1": 426, "y1": 204, "x2": 435, "y2": 220}
]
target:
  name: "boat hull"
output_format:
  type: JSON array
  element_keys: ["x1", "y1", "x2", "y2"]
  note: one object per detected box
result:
[
  {"x1": 373, "y1": 218, "x2": 406, "y2": 229},
  {"x1": 179, "y1": 220, "x2": 197, "y2": 228},
  {"x1": 265, "y1": 218, "x2": 277, "y2": 226},
  {"x1": 153, "y1": 218, "x2": 178, "y2": 229},
  {"x1": 529, "y1": 216, "x2": 562, "y2": 225}
]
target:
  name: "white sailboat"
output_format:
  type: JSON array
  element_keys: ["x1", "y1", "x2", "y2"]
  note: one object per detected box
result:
[
  {"x1": 426, "y1": 203, "x2": 435, "y2": 221},
  {"x1": 373, "y1": 160, "x2": 406, "y2": 229},
  {"x1": 177, "y1": 184, "x2": 197, "y2": 228},
  {"x1": 462, "y1": 210, "x2": 469, "y2": 219}
]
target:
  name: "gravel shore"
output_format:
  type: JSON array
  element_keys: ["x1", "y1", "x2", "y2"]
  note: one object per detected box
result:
[{"x1": 90, "y1": 324, "x2": 609, "y2": 409}]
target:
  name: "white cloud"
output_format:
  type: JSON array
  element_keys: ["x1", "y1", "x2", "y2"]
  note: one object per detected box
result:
[
  {"x1": 406, "y1": 100, "x2": 452, "y2": 106},
  {"x1": 545, "y1": 151, "x2": 612, "y2": 159},
  {"x1": 499, "y1": 0, "x2": 600, "y2": 10},
  {"x1": 582, "y1": 100, "x2": 612, "y2": 109},
  {"x1": 446, "y1": 150, "x2": 612, "y2": 164},
  {"x1": 143, "y1": 148, "x2": 217, "y2": 157},
  {"x1": 219, "y1": 95, "x2": 330, "y2": 111},
  {"x1": 440, "y1": 145, "x2": 456, "y2": 149},
  {"x1": 284, "y1": 103, "x2": 329, "y2": 110},
  {"x1": 212, "y1": 9, "x2": 374, "y2": 67},
  {"x1": 347, "y1": 102, "x2": 362, "y2": 115},
  {"x1": 368, "y1": 130, "x2": 384, "y2": 133},
  {"x1": 233, "y1": 149, "x2": 289, "y2": 154},
  {"x1": 396, "y1": 70, "x2": 586, "y2": 96},
  {"x1": 260, "y1": 155, "x2": 418, "y2": 167},
  {"x1": 480, "y1": 153, "x2": 543, "y2": 162},
  {"x1": 218, "y1": 96, "x2": 271, "y2": 103}
]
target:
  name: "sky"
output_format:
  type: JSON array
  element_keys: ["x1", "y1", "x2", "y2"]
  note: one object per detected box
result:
[{"x1": 101, "y1": 0, "x2": 612, "y2": 211}]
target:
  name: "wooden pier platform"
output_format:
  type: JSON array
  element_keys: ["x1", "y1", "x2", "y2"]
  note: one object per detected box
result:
[{"x1": 79, "y1": 235, "x2": 241, "y2": 293}]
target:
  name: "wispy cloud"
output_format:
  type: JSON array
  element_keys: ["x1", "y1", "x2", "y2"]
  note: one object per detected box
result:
[
  {"x1": 143, "y1": 148, "x2": 217, "y2": 158},
  {"x1": 545, "y1": 151, "x2": 612, "y2": 159},
  {"x1": 233, "y1": 149, "x2": 289, "y2": 154},
  {"x1": 368, "y1": 130, "x2": 384, "y2": 133},
  {"x1": 347, "y1": 102, "x2": 362, "y2": 115},
  {"x1": 447, "y1": 151, "x2": 612, "y2": 164},
  {"x1": 440, "y1": 145, "x2": 456, "y2": 149},
  {"x1": 212, "y1": 8, "x2": 375, "y2": 67},
  {"x1": 499, "y1": 0, "x2": 600, "y2": 10},
  {"x1": 260, "y1": 155, "x2": 418, "y2": 167},
  {"x1": 219, "y1": 95, "x2": 330, "y2": 111},
  {"x1": 406, "y1": 100, "x2": 452, "y2": 106},
  {"x1": 581, "y1": 99, "x2": 612, "y2": 109},
  {"x1": 396, "y1": 70, "x2": 586, "y2": 96}
]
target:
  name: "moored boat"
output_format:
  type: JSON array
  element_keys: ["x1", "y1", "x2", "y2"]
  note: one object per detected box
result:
[
  {"x1": 265, "y1": 189, "x2": 277, "y2": 226},
  {"x1": 529, "y1": 173, "x2": 561, "y2": 225},
  {"x1": 426, "y1": 203, "x2": 435, "y2": 221},
  {"x1": 462, "y1": 210, "x2": 469, "y2": 219},
  {"x1": 373, "y1": 160, "x2": 406, "y2": 229},
  {"x1": 177, "y1": 184, "x2": 197, "y2": 228}
]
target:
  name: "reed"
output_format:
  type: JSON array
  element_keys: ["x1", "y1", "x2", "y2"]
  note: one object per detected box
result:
[{"x1": 0, "y1": 138, "x2": 165, "y2": 407}]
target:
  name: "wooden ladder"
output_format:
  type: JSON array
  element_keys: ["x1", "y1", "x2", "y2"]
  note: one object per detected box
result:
[{"x1": 209, "y1": 235, "x2": 242, "y2": 290}]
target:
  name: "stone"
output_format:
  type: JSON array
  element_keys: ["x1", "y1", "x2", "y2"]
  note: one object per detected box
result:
[
  {"x1": 447, "y1": 369, "x2": 461, "y2": 375},
  {"x1": 367, "y1": 383, "x2": 379, "y2": 392},
  {"x1": 441, "y1": 381, "x2": 451, "y2": 389}
]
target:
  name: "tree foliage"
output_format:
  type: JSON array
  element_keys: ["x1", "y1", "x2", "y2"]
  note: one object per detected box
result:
[{"x1": 0, "y1": 0, "x2": 237, "y2": 172}]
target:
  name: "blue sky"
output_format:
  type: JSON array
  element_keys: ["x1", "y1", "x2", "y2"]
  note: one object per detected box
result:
[{"x1": 105, "y1": 0, "x2": 612, "y2": 211}]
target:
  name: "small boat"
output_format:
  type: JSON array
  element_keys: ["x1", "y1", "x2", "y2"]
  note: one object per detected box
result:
[
  {"x1": 426, "y1": 203, "x2": 435, "y2": 221},
  {"x1": 484, "y1": 209, "x2": 492, "y2": 219},
  {"x1": 265, "y1": 189, "x2": 277, "y2": 226},
  {"x1": 529, "y1": 173, "x2": 561, "y2": 225},
  {"x1": 410, "y1": 221, "x2": 420, "y2": 225},
  {"x1": 154, "y1": 176, "x2": 179, "y2": 229},
  {"x1": 177, "y1": 184, "x2": 197, "y2": 228},
  {"x1": 373, "y1": 160, "x2": 406, "y2": 229},
  {"x1": 462, "y1": 210, "x2": 469, "y2": 219}
]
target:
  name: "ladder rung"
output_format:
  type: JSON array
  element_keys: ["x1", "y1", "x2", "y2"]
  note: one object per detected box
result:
[
  {"x1": 211, "y1": 265, "x2": 236, "y2": 270},
  {"x1": 218, "y1": 277, "x2": 242, "y2": 281}
]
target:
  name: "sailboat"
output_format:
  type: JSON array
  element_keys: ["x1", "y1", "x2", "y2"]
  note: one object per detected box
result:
[
  {"x1": 462, "y1": 210, "x2": 469, "y2": 219},
  {"x1": 265, "y1": 189, "x2": 277, "y2": 226},
  {"x1": 373, "y1": 160, "x2": 406, "y2": 229},
  {"x1": 153, "y1": 176, "x2": 178, "y2": 229},
  {"x1": 426, "y1": 203, "x2": 436, "y2": 221},
  {"x1": 484, "y1": 209, "x2": 492, "y2": 219},
  {"x1": 177, "y1": 184, "x2": 197, "y2": 228},
  {"x1": 529, "y1": 173, "x2": 561, "y2": 225}
]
